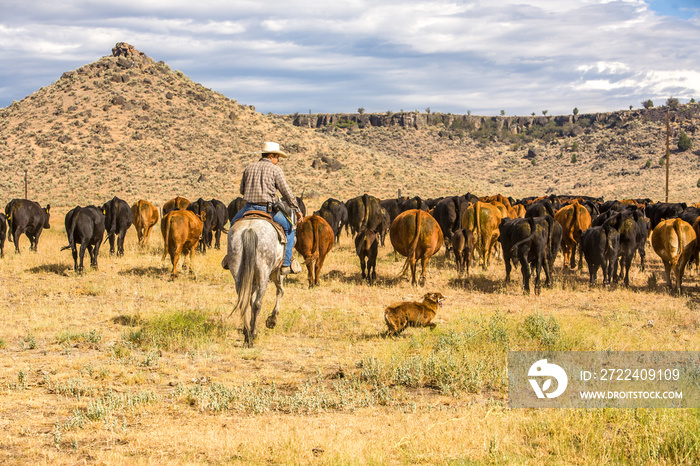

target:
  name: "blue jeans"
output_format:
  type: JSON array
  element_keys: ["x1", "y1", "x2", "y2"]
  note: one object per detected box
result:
[{"x1": 232, "y1": 203, "x2": 295, "y2": 267}]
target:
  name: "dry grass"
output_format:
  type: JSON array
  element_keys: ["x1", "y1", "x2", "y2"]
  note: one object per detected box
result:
[{"x1": 2, "y1": 207, "x2": 700, "y2": 464}]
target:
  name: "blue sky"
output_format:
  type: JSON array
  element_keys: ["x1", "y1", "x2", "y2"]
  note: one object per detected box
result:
[{"x1": 1, "y1": 0, "x2": 698, "y2": 116}]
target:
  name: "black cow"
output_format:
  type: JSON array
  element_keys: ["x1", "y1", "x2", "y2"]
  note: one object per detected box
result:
[
  {"x1": 680, "y1": 206, "x2": 700, "y2": 228},
  {"x1": 433, "y1": 195, "x2": 470, "y2": 257},
  {"x1": 580, "y1": 224, "x2": 620, "y2": 286},
  {"x1": 379, "y1": 198, "x2": 404, "y2": 229},
  {"x1": 498, "y1": 217, "x2": 552, "y2": 295},
  {"x1": 187, "y1": 198, "x2": 215, "y2": 253},
  {"x1": 645, "y1": 202, "x2": 686, "y2": 230},
  {"x1": 345, "y1": 194, "x2": 384, "y2": 238},
  {"x1": 525, "y1": 200, "x2": 562, "y2": 275},
  {"x1": 316, "y1": 198, "x2": 348, "y2": 242},
  {"x1": 227, "y1": 197, "x2": 246, "y2": 223},
  {"x1": 355, "y1": 228, "x2": 378, "y2": 285},
  {"x1": 5, "y1": 199, "x2": 51, "y2": 253},
  {"x1": 603, "y1": 208, "x2": 646, "y2": 285},
  {"x1": 102, "y1": 196, "x2": 133, "y2": 256},
  {"x1": 208, "y1": 198, "x2": 228, "y2": 249},
  {"x1": 525, "y1": 200, "x2": 556, "y2": 219},
  {"x1": 400, "y1": 196, "x2": 429, "y2": 212},
  {"x1": 61, "y1": 206, "x2": 106, "y2": 274},
  {"x1": 0, "y1": 213, "x2": 6, "y2": 257}
]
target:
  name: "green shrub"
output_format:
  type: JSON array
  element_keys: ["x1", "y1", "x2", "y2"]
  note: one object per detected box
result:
[
  {"x1": 678, "y1": 131, "x2": 692, "y2": 152},
  {"x1": 642, "y1": 99, "x2": 654, "y2": 109},
  {"x1": 573, "y1": 107, "x2": 579, "y2": 115},
  {"x1": 571, "y1": 153, "x2": 578, "y2": 163}
]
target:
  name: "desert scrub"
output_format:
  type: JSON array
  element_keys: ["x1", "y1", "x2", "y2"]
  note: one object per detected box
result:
[
  {"x1": 123, "y1": 309, "x2": 232, "y2": 352},
  {"x1": 356, "y1": 313, "x2": 512, "y2": 395},
  {"x1": 175, "y1": 377, "x2": 392, "y2": 414}
]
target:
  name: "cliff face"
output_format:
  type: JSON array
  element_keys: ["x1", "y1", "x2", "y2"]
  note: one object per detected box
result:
[{"x1": 290, "y1": 107, "x2": 699, "y2": 137}]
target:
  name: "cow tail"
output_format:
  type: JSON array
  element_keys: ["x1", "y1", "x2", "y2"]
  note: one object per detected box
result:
[
  {"x1": 361, "y1": 193, "x2": 370, "y2": 232},
  {"x1": 62, "y1": 208, "x2": 81, "y2": 252},
  {"x1": 309, "y1": 221, "x2": 321, "y2": 266},
  {"x1": 510, "y1": 217, "x2": 537, "y2": 255},
  {"x1": 672, "y1": 219, "x2": 686, "y2": 268},
  {"x1": 572, "y1": 201, "x2": 580, "y2": 239},
  {"x1": 603, "y1": 223, "x2": 616, "y2": 257},
  {"x1": 474, "y1": 201, "x2": 483, "y2": 259},
  {"x1": 161, "y1": 214, "x2": 171, "y2": 261},
  {"x1": 232, "y1": 229, "x2": 257, "y2": 334},
  {"x1": 451, "y1": 196, "x2": 462, "y2": 230},
  {"x1": 399, "y1": 210, "x2": 422, "y2": 277}
]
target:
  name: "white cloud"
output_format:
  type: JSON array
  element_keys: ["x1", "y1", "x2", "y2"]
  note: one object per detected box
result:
[{"x1": 1, "y1": 1, "x2": 699, "y2": 115}]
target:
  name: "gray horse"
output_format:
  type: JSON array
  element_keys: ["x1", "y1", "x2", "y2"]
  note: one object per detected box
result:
[{"x1": 222, "y1": 217, "x2": 285, "y2": 347}]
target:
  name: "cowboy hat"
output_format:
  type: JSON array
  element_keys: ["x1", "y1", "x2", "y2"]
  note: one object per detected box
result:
[{"x1": 260, "y1": 141, "x2": 288, "y2": 158}]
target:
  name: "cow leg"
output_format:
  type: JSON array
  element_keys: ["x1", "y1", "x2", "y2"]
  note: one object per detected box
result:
[
  {"x1": 13, "y1": 226, "x2": 25, "y2": 253},
  {"x1": 170, "y1": 248, "x2": 181, "y2": 278},
  {"x1": 639, "y1": 245, "x2": 646, "y2": 272},
  {"x1": 569, "y1": 243, "x2": 577, "y2": 269},
  {"x1": 518, "y1": 248, "x2": 531, "y2": 294},
  {"x1": 315, "y1": 254, "x2": 327, "y2": 286},
  {"x1": 188, "y1": 244, "x2": 198, "y2": 278},
  {"x1": 88, "y1": 244, "x2": 97, "y2": 269},
  {"x1": 503, "y1": 251, "x2": 512, "y2": 283},
  {"x1": 623, "y1": 255, "x2": 633, "y2": 286},
  {"x1": 359, "y1": 255, "x2": 367, "y2": 279},
  {"x1": 108, "y1": 234, "x2": 116, "y2": 255},
  {"x1": 215, "y1": 229, "x2": 222, "y2": 249},
  {"x1": 663, "y1": 262, "x2": 673, "y2": 289},
  {"x1": 72, "y1": 247, "x2": 79, "y2": 273},
  {"x1": 78, "y1": 243, "x2": 87, "y2": 274},
  {"x1": 117, "y1": 232, "x2": 126, "y2": 257},
  {"x1": 418, "y1": 255, "x2": 428, "y2": 287}
]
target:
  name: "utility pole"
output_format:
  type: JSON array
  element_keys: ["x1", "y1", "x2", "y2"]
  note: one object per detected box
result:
[{"x1": 665, "y1": 111, "x2": 670, "y2": 202}]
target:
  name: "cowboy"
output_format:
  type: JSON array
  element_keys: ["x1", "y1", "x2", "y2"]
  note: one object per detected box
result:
[{"x1": 232, "y1": 141, "x2": 302, "y2": 275}]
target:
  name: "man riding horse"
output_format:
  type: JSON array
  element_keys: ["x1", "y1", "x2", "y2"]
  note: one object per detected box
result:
[{"x1": 231, "y1": 141, "x2": 303, "y2": 275}]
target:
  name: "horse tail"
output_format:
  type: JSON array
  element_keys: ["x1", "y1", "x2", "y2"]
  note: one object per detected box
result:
[
  {"x1": 232, "y1": 228, "x2": 257, "y2": 334},
  {"x1": 399, "y1": 210, "x2": 422, "y2": 277}
]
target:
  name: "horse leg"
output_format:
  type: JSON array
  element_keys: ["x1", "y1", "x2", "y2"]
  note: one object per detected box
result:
[{"x1": 266, "y1": 273, "x2": 285, "y2": 329}]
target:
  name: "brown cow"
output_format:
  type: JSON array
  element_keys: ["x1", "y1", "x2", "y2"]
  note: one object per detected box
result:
[
  {"x1": 652, "y1": 218, "x2": 697, "y2": 292},
  {"x1": 390, "y1": 209, "x2": 443, "y2": 286},
  {"x1": 461, "y1": 201, "x2": 502, "y2": 270},
  {"x1": 294, "y1": 215, "x2": 335, "y2": 287},
  {"x1": 355, "y1": 228, "x2": 379, "y2": 285},
  {"x1": 162, "y1": 196, "x2": 190, "y2": 216},
  {"x1": 131, "y1": 200, "x2": 159, "y2": 248},
  {"x1": 161, "y1": 209, "x2": 205, "y2": 278},
  {"x1": 554, "y1": 201, "x2": 591, "y2": 269},
  {"x1": 451, "y1": 228, "x2": 475, "y2": 275}
]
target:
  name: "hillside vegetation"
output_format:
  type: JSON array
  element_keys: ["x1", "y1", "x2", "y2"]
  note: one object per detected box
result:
[{"x1": 1, "y1": 43, "x2": 699, "y2": 209}]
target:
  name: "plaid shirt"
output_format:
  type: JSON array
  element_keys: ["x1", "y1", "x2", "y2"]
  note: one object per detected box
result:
[{"x1": 239, "y1": 158, "x2": 299, "y2": 210}]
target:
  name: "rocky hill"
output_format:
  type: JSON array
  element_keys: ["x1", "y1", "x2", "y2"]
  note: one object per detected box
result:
[{"x1": 1, "y1": 43, "x2": 699, "y2": 210}]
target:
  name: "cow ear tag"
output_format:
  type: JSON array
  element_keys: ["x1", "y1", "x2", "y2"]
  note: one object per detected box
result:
[{"x1": 102, "y1": 209, "x2": 106, "y2": 215}]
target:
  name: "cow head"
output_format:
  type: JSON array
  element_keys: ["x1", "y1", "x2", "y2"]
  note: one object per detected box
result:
[{"x1": 43, "y1": 204, "x2": 51, "y2": 229}]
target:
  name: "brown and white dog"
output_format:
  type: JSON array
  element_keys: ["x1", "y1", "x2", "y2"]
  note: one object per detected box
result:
[{"x1": 384, "y1": 292, "x2": 445, "y2": 336}]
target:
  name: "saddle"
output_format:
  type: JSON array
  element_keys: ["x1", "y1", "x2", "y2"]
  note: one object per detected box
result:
[{"x1": 237, "y1": 210, "x2": 287, "y2": 244}]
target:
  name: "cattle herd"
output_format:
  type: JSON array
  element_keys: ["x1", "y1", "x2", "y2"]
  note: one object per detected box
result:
[{"x1": 1, "y1": 193, "x2": 699, "y2": 295}]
